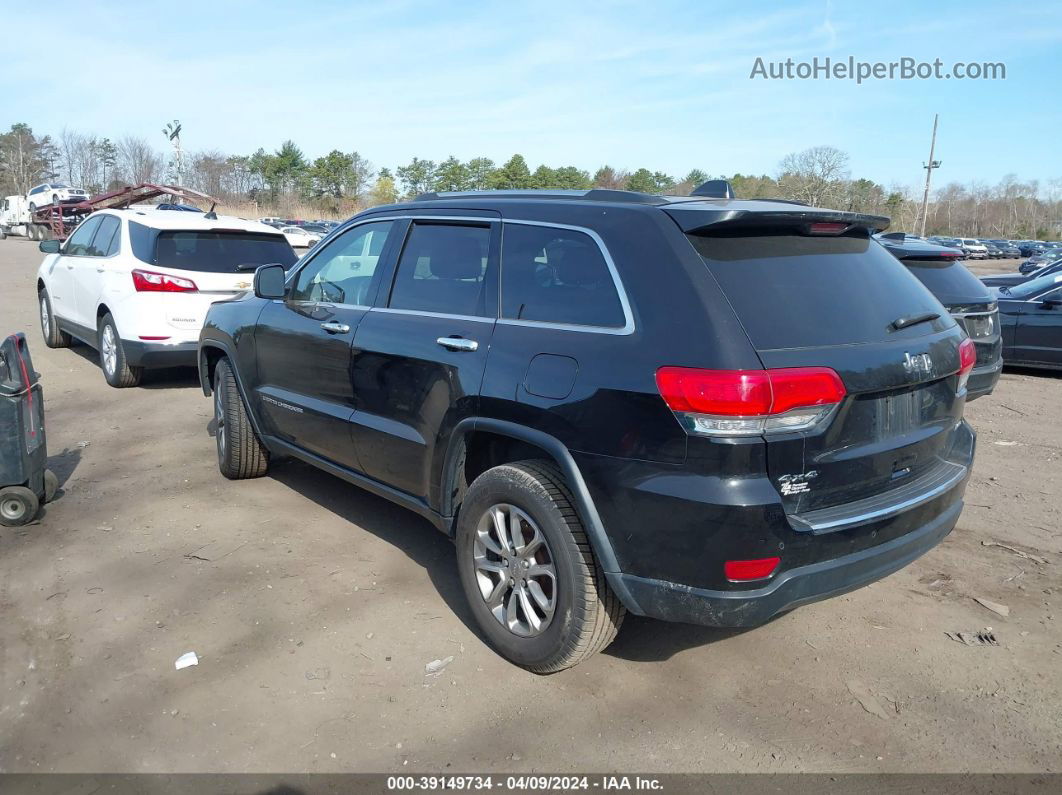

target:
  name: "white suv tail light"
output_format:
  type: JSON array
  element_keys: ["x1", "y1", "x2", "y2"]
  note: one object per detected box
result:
[{"x1": 132, "y1": 269, "x2": 198, "y2": 293}]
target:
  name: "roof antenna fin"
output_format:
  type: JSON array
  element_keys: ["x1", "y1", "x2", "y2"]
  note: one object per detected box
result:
[{"x1": 691, "y1": 179, "x2": 735, "y2": 199}]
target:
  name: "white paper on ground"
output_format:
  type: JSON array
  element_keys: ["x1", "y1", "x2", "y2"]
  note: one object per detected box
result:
[{"x1": 175, "y1": 651, "x2": 199, "y2": 670}]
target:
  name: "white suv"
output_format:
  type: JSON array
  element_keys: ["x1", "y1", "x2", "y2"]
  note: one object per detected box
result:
[
  {"x1": 27, "y1": 183, "x2": 88, "y2": 211},
  {"x1": 36, "y1": 208, "x2": 297, "y2": 387}
]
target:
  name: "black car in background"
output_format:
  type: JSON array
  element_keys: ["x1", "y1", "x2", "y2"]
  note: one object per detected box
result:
[
  {"x1": 993, "y1": 272, "x2": 1062, "y2": 369},
  {"x1": 199, "y1": 186, "x2": 977, "y2": 671},
  {"x1": 986, "y1": 240, "x2": 1021, "y2": 258},
  {"x1": 877, "y1": 233, "x2": 1002, "y2": 399},
  {"x1": 1020, "y1": 251, "x2": 1062, "y2": 274},
  {"x1": 982, "y1": 259, "x2": 1062, "y2": 289}
]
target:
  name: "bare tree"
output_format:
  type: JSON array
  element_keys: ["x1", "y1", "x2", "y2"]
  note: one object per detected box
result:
[
  {"x1": 118, "y1": 135, "x2": 162, "y2": 185},
  {"x1": 777, "y1": 145, "x2": 850, "y2": 207}
]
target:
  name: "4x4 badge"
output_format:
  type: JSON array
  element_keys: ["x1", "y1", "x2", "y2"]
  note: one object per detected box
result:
[{"x1": 778, "y1": 470, "x2": 819, "y2": 495}]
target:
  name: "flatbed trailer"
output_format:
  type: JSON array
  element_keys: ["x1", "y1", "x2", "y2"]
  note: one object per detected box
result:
[{"x1": 2, "y1": 184, "x2": 216, "y2": 242}]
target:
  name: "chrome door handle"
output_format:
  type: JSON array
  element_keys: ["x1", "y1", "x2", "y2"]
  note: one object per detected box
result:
[
  {"x1": 320, "y1": 321, "x2": 350, "y2": 334},
  {"x1": 95, "y1": 267, "x2": 105, "y2": 273},
  {"x1": 436, "y1": 336, "x2": 478, "y2": 352}
]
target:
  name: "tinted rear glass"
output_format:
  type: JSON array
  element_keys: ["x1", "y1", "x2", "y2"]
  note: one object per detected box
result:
[
  {"x1": 899, "y1": 258, "x2": 991, "y2": 307},
  {"x1": 687, "y1": 231, "x2": 944, "y2": 349},
  {"x1": 129, "y1": 222, "x2": 298, "y2": 272}
]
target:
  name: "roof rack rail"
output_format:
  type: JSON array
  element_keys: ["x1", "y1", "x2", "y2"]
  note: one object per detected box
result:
[{"x1": 413, "y1": 189, "x2": 669, "y2": 205}]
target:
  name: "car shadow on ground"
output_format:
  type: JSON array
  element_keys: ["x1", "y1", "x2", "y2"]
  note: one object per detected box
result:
[
  {"x1": 603, "y1": 614, "x2": 753, "y2": 662},
  {"x1": 64, "y1": 343, "x2": 200, "y2": 389},
  {"x1": 247, "y1": 446, "x2": 759, "y2": 665},
  {"x1": 264, "y1": 456, "x2": 480, "y2": 635},
  {"x1": 1003, "y1": 364, "x2": 1062, "y2": 380}
]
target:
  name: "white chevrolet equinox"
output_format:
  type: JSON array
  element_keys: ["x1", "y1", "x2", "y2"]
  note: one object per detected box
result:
[{"x1": 36, "y1": 208, "x2": 299, "y2": 387}]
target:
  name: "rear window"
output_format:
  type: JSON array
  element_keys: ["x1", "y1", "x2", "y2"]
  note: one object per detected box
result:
[
  {"x1": 687, "y1": 231, "x2": 944, "y2": 349},
  {"x1": 899, "y1": 258, "x2": 991, "y2": 307},
  {"x1": 129, "y1": 222, "x2": 298, "y2": 272}
]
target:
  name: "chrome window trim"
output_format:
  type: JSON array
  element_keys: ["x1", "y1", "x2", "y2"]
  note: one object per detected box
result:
[
  {"x1": 498, "y1": 219, "x2": 635, "y2": 336},
  {"x1": 371, "y1": 307, "x2": 496, "y2": 324},
  {"x1": 296, "y1": 213, "x2": 636, "y2": 335}
]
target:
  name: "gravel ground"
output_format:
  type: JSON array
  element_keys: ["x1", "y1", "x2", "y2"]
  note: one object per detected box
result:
[{"x1": 1, "y1": 243, "x2": 1059, "y2": 773}]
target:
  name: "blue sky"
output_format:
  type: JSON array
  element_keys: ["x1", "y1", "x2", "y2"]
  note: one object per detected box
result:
[{"x1": 5, "y1": 0, "x2": 1060, "y2": 190}]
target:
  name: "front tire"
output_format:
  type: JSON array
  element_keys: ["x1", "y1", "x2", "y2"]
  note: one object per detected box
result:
[
  {"x1": 456, "y1": 460, "x2": 625, "y2": 673},
  {"x1": 39, "y1": 289, "x2": 72, "y2": 348},
  {"x1": 213, "y1": 357, "x2": 269, "y2": 479},
  {"x1": 98, "y1": 313, "x2": 142, "y2": 388},
  {"x1": 0, "y1": 486, "x2": 39, "y2": 527}
]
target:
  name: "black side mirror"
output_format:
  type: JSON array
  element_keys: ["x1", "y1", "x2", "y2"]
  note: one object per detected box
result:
[
  {"x1": 1041, "y1": 297, "x2": 1062, "y2": 309},
  {"x1": 253, "y1": 263, "x2": 287, "y2": 299},
  {"x1": 39, "y1": 239, "x2": 61, "y2": 254}
]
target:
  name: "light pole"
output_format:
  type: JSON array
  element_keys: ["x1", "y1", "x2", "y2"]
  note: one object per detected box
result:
[
  {"x1": 918, "y1": 114, "x2": 940, "y2": 237},
  {"x1": 162, "y1": 120, "x2": 183, "y2": 185}
]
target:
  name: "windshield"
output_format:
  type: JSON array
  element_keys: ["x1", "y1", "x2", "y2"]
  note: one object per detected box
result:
[{"x1": 1007, "y1": 272, "x2": 1062, "y2": 299}]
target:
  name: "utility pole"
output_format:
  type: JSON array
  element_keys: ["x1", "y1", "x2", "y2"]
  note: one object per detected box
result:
[
  {"x1": 918, "y1": 114, "x2": 941, "y2": 237},
  {"x1": 162, "y1": 120, "x2": 183, "y2": 185}
]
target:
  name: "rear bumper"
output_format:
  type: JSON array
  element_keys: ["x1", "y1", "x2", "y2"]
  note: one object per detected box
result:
[
  {"x1": 611, "y1": 493, "x2": 963, "y2": 627},
  {"x1": 122, "y1": 340, "x2": 198, "y2": 368},
  {"x1": 966, "y1": 358, "x2": 1003, "y2": 400}
]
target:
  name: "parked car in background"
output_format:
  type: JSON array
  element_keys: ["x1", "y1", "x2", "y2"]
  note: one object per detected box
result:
[
  {"x1": 1018, "y1": 241, "x2": 1047, "y2": 257},
  {"x1": 1019, "y1": 251, "x2": 1062, "y2": 274},
  {"x1": 957, "y1": 238, "x2": 989, "y2": 259},
  {"x1": 877, "y1": 234, "x2": 1001, "y2": 399},
  {"x1": 986, "y1": 240, "x2": 1021, "y2": 258},
  {"x1": 279, "y1": 225, "x2": 321, "y2": 248},
  {"x1": 199, "y1": 186, "x2": 976, "y2": 671},
  {"x1": 36, "y1": 209, "x2": 298, "y2": 387},
  {"x1": 981, "y1": 241, "x2": 1004, "y2": 259},
  {"x1": 300, "y1": 223, "x2": 331, "y2": 235},
  {"x1": 982, "y1": 259, "x2": 1062, "y2": 289},
  {"x1": 994, "y1": 272, "x2": 1062, "y2": 369},
  {"x1": 929, "y1": 237, "x2": 968, "y2": 258},
  {"x1": 26, "y1": 182, "x2": 88, "y2": 212}
]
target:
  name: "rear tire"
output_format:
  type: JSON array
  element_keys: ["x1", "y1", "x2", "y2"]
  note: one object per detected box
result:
[
  {"x1": 455, "y1": 460, "x2": 625, "y2": 673},
  {"x1": 97, "y1": 313, "x2": 142, "y2": 388},
  {"x1": 0, "y1": 486, "x2": 39, "y2": 527},
  {"x1": 43, "y1": 470, "x2": 59, "y2": 503},
  {"x1": 214, "y1": 357, "x2": 269, "y2": 479},
  {"x1": 39, "y1": 289, "x2": 72, "y2": 348}
]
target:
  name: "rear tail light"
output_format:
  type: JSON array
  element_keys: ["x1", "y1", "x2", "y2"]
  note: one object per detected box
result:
[
  {"x1": 656, "y1": 366, "x2": 846, "y2": 437},
  {"x1": 725, "y1": 557, "x2": 780, "y2": 581},
  {"x1": 132, "y1": 269, "x2": 198, "y2": 293},
  {"x1": 957, "y1": 337, "x2": 976, "y2": 393}
]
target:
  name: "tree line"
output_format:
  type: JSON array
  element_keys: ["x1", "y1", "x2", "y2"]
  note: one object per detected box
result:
[{"x1": 1, "y1": 122, "x2": 1059, "y2": 239}]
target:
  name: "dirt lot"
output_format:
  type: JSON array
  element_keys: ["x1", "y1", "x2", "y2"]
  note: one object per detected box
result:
[{"x1": 0, "y1": 242, "x2": 1059, "y2": 773}]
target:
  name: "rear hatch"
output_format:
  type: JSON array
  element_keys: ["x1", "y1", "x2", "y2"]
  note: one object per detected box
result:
[
  {"x1": 677, "y1": 220, "x2": 969, "y2": 523},
  {"x1": 131, "y1": 225, "x2": 299, "y2": 330}
]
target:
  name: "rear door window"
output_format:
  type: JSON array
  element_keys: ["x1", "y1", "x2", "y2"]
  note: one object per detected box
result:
[
  {"x1": 501, "y1": 223, "x2": 626, "y2": 328},
  {"x1": 388, "y1": 223, "x2": 493, "y2": 317},
  {"x1": 687, "y1": 231, "x2": 944, "y2": 349},
  {"x1": 152, "y1": 230, "x2": 299, "y2": 273}
]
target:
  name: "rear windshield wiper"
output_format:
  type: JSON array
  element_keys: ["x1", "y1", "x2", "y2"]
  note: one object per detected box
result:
[
  {"x1": 235, "y1": 261, "x2": 283, "y2": 272},
  {"x1": 889, "y1": 311, "x2": 940, "y2": 331}
]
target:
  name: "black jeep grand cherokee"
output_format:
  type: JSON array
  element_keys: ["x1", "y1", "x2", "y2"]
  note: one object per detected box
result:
[{"x1": 198, "y1": 185, "x2": 977, "y2": 672}]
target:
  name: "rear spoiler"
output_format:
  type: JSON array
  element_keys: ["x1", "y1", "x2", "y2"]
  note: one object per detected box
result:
[{"x1": 667, "y1": 207, "x2": 891, "y2": 235}]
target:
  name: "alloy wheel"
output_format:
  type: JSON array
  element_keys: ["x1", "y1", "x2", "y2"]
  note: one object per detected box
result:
[
  {"x1": 1, "y1": 496, "x2": 26, "y2": 522},
  {"x1": 214, "y1": 388, "x2": 226, "y2": 457},
  {"x1": 473, "y1": 503, "x2": 557, "y2": 638},
  {"x1": 100, "y1": 324, "x2": 117, "y2": 375},
  {"x1": 40, "y1": 295, "x2": 49, "y2": 336}
]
